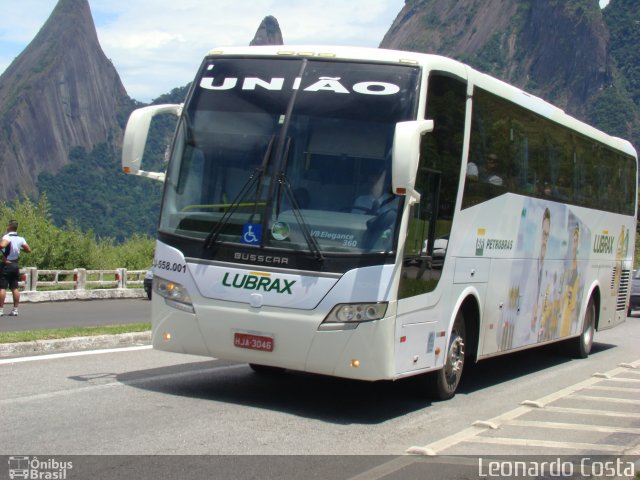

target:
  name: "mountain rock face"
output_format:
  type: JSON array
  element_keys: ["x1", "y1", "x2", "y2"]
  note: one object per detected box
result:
[
  {"x1": 250, "y1": 16, "x2": 284, "y2": 46},
  {"x1": 0, "y1": 0, "x2": 131, "y2": 200},
  {"x1": 380, "y1": 0, "x2": 639, "y2": 144},
  {"x1": 606, "y1": 0, "x2": 640, "y2": 104}
]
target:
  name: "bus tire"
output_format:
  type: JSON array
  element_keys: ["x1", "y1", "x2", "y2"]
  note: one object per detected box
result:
[
  {"x1": 249, "y1": 363, "x2": 285, "y2": 375},
  {"x1": 429, "y1": 310, "x2": 466, "y2": 400},
  {"x1": 569, "y1": 297, "x2": 596, "y2": 359}
]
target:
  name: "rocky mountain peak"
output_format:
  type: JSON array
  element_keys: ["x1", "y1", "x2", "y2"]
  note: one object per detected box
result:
[
  {"x1": 380, "y1": 0, "x2": 614, "y2": 126},
  {"x1": 0, "y1": 0, "x2": 131, "y2": 200},
  {"x1": 250, "y1": 16, "x2": 284, "y2": 46}
]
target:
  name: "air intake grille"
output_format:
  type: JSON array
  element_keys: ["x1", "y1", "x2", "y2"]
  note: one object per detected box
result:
[{"x1": 612, "y1": 267, "x2": 630, "y2": 312}]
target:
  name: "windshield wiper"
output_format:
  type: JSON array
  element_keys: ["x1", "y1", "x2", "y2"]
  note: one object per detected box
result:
[
  {"x1": 203, "y1": 135, "x2": 275, "y2": 249},
  {"x1": 276, "y1": 172, "x2": 324, "y2": 262}
]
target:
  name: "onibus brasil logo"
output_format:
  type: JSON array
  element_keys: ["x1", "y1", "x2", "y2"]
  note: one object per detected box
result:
[{"x1": 8, "y1": 456, "x2": 73, "y2": 479}]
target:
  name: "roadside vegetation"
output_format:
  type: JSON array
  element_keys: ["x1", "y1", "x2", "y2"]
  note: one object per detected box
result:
[
  {"x1": 0, "y1": 195, "x2": 154, "y2": 270},
  {"x1": 0, "y1": 191, "x2": 155, "y2": 344},
  {"x1": 0, "y1": 196, "x2": 153, "y2": 343},
  {"x1": 0, "y1": 323, "x2": 151, "y2": 344}
]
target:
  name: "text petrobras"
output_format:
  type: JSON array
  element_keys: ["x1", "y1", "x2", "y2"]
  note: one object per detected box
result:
[{"x1": 478, "y1": 457, "x2": 635, "y2": 478}]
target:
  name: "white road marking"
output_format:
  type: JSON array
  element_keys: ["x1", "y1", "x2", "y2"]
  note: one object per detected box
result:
[
  {"x1": 461, "y1": 436, "x2": 623, "y2": 452},
  {"x1": 604, "y1": 376, "x2": 640, "y2": 383},
  {"x1": 0, "y1": 345, "x2": 152, "y2": 365},
  {"x1": 407, "y1": 358, "x2": 640, "y2": 455},
  {"x1": 586, "y1": 385, "x2": 640, "y2": 393},
  {"x1": 569, "y1": 394, "x2": 640, "y2": 405},
  {"x1": 508, "y1": 419, "x2": 640, "y2": 434},
  {"x1": 544, "y1": 405, "x2": 640, "y2": 418}
]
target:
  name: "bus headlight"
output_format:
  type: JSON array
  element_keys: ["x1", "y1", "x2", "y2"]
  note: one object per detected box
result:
[
  {"x1": 320, "y1": 302, "x2": 388, "y2": 330},
  {"x1": 153, "y1": 276, "x2": 194, "y2": 313}
]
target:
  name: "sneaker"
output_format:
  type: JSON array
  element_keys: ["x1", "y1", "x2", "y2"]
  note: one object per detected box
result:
[
  {"x1": 8, "y1": 310, "x2": 18, "y2": 317},
  {"x1": 0, "y1": 309, "x2": 3, "y2": 316}
]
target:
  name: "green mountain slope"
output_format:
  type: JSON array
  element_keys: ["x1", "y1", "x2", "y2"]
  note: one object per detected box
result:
[
  {"x1": 381, "y1": 0, "x2": 640, "y2": 147},
  {"x1": 37, "y1": 86, "x2": 188, "y2": 241}
]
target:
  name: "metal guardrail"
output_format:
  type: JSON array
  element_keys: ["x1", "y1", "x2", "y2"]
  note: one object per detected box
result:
[{"x1": 17, "y1": 268, "x2": 147, "y2": 291}]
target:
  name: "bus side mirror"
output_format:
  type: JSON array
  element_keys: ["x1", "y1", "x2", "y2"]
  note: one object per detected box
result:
[
  {"x1": 392, "y1": 120, "x2": 434, "y2": 202},
  {"x1": 121, "y1": 103, "x2": 182, "y2": 182}
]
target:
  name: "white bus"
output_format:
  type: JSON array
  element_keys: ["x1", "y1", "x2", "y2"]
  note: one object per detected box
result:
[{"x1": 122, "y1": 46, "x2": 637, "y2": 399}]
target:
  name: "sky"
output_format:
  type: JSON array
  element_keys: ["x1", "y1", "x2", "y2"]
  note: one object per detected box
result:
[
  {"x1": 0, "y1": 0, "x2": 613, "y2": 103},
  {"x1": 0, "y1": 0, "x2": 406, "y2": 102}
]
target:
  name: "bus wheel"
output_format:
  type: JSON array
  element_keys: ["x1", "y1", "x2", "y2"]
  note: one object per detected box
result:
[
  {"x1": 430, "y1": 311, "x2": 466, "y2": 400},
  {"x1": 249, "y1": 364, "x2": 285, "y2": 375},
  {"x1": 569, "y1": 297, "x2": 596, "y2": 359}
]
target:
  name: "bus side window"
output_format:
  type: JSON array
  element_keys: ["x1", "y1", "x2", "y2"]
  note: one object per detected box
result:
[{"x1": 464, "y1": 89, "x2": 511, "y2": 205}]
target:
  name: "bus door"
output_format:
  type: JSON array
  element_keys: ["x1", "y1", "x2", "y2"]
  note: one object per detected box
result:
[
  {"x1": 395, "y1": 73, "x2": 468, "y2": 374},
  {"x1": 398, "y1": 73, "x2": 467, "y2": 300}
]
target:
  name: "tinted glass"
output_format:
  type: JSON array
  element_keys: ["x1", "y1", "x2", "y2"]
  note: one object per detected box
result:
[{"x1": 160, "y1": 57, "x2": 420, "y2": 256}]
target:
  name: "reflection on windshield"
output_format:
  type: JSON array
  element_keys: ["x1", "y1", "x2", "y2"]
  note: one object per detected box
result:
[{"x1": 160, "y1": 57, "x2": 419, "y2": 257}]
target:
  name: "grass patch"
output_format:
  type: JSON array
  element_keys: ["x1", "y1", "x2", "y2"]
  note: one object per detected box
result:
[{"x1": 0, "y1": 323, "x2": 151, "y2": 344}]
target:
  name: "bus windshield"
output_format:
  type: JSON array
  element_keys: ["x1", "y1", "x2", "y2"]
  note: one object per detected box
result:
[{"x1": 159, "y1": 57, "x2": 420, "y2": 257}]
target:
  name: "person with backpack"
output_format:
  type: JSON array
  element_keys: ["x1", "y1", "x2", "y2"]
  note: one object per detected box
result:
[{"x1": 0, "y1": 220, "x2": 31, "y2": 316}]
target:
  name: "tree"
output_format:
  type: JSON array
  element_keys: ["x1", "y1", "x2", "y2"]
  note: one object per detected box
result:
[{"x1": 0, "y1": 195, "x2": 154, "y2": 269}]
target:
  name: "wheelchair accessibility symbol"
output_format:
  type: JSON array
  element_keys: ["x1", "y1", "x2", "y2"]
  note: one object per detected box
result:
[{"x1": 241, "y1": 224, "x2": 262, "y2": 245}]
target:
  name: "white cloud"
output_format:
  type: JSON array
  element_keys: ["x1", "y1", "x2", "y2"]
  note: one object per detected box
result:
[
  {"x1": 103, "y1": 31, "x2": 187, "y2": 51},
  {"x1": 0, "y1": 0, "x2": 404, "y2": 101},
  {"x1": 88, "y1": 0, "x2": 404, "y2": 101},
  {"x1": 0, "y1": 0, "x2": 58, "y2": 73},
  {"x1": 0, "y1": 0, "x2": 618, "y2": 101},
  {"x1": 0, "y1": 1, "x2": 56, "y2": 43}
]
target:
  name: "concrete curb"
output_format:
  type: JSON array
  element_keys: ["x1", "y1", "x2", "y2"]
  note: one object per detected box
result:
[
  {"x1": 19, "y1": 289, "x2": 147, "y2": 303},
  {"x1": 0, "y1": 331, "x2": 152, "y2": 358}
]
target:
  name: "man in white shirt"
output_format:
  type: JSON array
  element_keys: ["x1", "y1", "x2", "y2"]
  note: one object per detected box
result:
[
  {"x1": 0, "y1": 220, "x2": 31, "y2": 316},
  {"x1": 351, "y1": 169, "x2": 398, "y2": 214},
  {"x1": 351, "y1": 168, "x2": 400, "y2": 250}
]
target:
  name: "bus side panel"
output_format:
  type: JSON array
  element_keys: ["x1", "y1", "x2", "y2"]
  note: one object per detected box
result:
[
  {"x1": 461, "y1": 196, "x2": 635, "y2": 357},
  {"x1": 480, "y1": 258, "x2": 588, "y2": 356},
  {"x1": 394, "y1": 283, "x2": 450, "y2": 375},
  {"x1": 395, "y1": 321, "x2": 441, "y2": 374},
  {"x1": 394, "y1": 275, "x2": 488, "y2": 376},
  {"x1": 458, "y1": 196, "x2": 593, "y2": 357}
]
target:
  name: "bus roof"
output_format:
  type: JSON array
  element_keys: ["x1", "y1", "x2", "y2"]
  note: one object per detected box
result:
[{"x1": 206, "y1": 45, "x2": 637, "y2": 159}]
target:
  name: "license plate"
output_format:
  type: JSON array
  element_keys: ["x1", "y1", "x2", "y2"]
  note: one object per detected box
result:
[{"x1": 234, "y1": 332, "x2": 274, "y2": 352}]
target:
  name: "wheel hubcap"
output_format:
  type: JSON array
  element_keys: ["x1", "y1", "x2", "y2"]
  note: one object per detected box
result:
[
  {"x1": 583, "y1": 307, "x2": 595, "y2": 348},
  {"x1": 583, "y1": 320, "x2": 594, "y2": 347},
  {"x1": 445, "y1": 335, "x2": 465, "y2": 381}
]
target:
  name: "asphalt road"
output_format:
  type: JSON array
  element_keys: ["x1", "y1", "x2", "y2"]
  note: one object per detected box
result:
[
  {"x1": 0, "y1": 298, "x2": 151, "y2": 332},
  {"x1": 1, "y1": 317, "x2": 639, "y2": 480}
]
